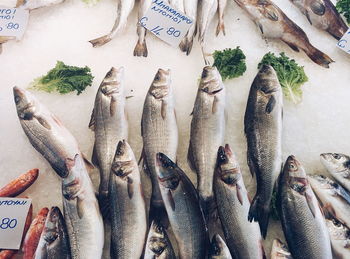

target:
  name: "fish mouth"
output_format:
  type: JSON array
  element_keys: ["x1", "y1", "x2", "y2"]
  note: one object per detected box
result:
[{"x1": 115, "y1": 140, "x2": 127, "y2": 156}]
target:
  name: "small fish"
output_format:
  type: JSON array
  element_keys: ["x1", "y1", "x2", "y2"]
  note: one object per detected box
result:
[
  {"x1": 16, "y1": 0, "x2": 65, "y2": 10},
  {"x1": 277, "y1": 155, "x2": 332, "y2": 259},
  {"x1": 144, "y1": 220, "x2": 176, "y2": 259},
  {"x1": 217, "y1": 0, "x2": 227, "y2": 36},
  {"x1": 179, "y1": 0, "x2": 198, "y2": 55},
  {"x1": 34, "y1": 207, "x2": 71, "y2": 259},
  {"x1": 320, "y1": 153, "x2": 350, "y2": 193},
  {"x1": 156, "y1": 153, "x2": 208, "y2": 258},
  {"x1": 271, "y1": 239, "x2": 292, "y2": 259},
  {"x1": 134, "y1": 0, "x2": 152, "y2": 57},
  {"x1": 290, "y1": 0, "x2": 348, "y2": 40},
  {"x1": 309, "y1": 175, "x2": 350, "y2": 228},
  {"x1": 89, "y1": 0, "x2": 135, "y2": 47},
  {"x1": 0, "y1": 168, "x2": 39, "y2": 197},
  {"x1": 208, "y1": 234, "x2": 232, "y2": 259},
  {"x1": 245, "y1": 65, "x2": 283, "y2": 238},
  {"x1": 234, "y1": 0, "x2": 334, "y2": 68},
  {"x1": 326, "y1": 218, "x2": 350, "y2": 259}
]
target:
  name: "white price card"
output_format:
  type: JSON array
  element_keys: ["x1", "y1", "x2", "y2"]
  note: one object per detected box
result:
[
  {"x1": 140, "y1": 0, "x2": 193, "y2": 47},
  {"x1": 0, "y1": 6, "x2": 29, "y2": 40},
  {"x1": 337, "y1": 29, "x2": 350, "y2": 54},
  {"x1": 0, "y1": 198, "x2": 32, "y2": 250}
]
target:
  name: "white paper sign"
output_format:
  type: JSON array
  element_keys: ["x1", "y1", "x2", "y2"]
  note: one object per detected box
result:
[
  {"x1": 140, "y1": 0, "x2": 193, "y2": 47},
  {"x1": 337, "y1": 29, "x2": 350, "y2": 54},
  {"x1": 0, "y1": 6, "x2": 29, "y2": 40},
  {"x1": 0, "y1": 198, "x2": 32, "y2": 250}
]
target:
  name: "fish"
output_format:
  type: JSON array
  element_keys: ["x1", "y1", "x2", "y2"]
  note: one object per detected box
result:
[
  {"x1": 34, "y1": 207, "x2": 71, "y2": 259},
  {"x1": 208, "y1": 234, "x2": 232, "y2": 259},
  {"x1": 308, "y1": 174, "x2": 350, "y2": 228},
  {"x1": 140, "y1": 68, "x2": 178, "y2": 221},
  {"x1": 234, "y1": 0, "x2": 334, "y2": 68},
  {"x1": 188, "y1": 66, "x2": 226, "y2": 216},
  {"x1": 0, "y1": 168, "x2": 39, "y2": 197},
  {"x1": 89, "y1": 0, "x2": 135, "y2": 47},
  {"x1": 134, "y1": 0, "x2": 152, "y2": 57},
  {"x1": 277, "y1": 155, "x2": 332, "y2": 259},
  {"x1": 179, "y1": 0, "x2": 198, "y2": 55},
  {"x1": 0, "y1": 250, "x2": 17, "y2": 259},
  {"x1": 214, "y1": 144, "x2": 264, "y2": 258},
  {"x1": 144, "y1": 220, "x2": 176, "y2": 259},
  {"x1": 217, "y1": 0, "x2": 227, "y2": 36},
  {"x1": 109, "y1": 140, "x2": 147, "y2": 258},
  {"x1": 271, "y1": 239, "x2": 292, "y2": 259},
  {"x1": 326, "y1": 218, "x2": 350, "y2": 259},
  {"x1": 13, "y1": 87, "x2": 104, "y2": 259},
  {"x1": 290, "y1": 0, "x2": 348, "y2": 40},
  {"x1": 320, "y1": 153, "x2": 350, "y2": 193},
  {"x1": 16, "y1": 0, "x2": 65, "y2": 10},
  {"x1": 156, "y1": 152, "x2": 208, "y2": 258},
  {"x1": 244, "y1": 64, "x2": 283, "y2": 238},
  {"x1": 23, "y1": 207, "x2": 49, "y2": 259},
  {"x1": 89, "y1": 67, "x2": 128, "y2": 215}
]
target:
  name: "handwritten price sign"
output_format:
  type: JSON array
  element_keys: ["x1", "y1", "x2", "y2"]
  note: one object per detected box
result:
[
  {"x1": 0, "y1": 198, "x2": 32, "y2": 250},
  {"x1": 337, "y1": 29, "x2": 350, "y2": 54},
  {"x1": 0, "y1": 7, "x2": 29, "y2": 40},
  {"x1": 140, "y1": 0, "x2": 193, "y2": 47}
]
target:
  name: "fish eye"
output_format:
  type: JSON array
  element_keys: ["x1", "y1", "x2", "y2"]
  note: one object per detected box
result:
[
  {"x1": 333, "y1": 154, "x2": 341, "y2": 160},
  {"x1": 288, "y1": 163, "x2": 295, "y2": 170},
  {"x1": 14, "y1": 96, "x2": 20, "y2": 104},
  {"x1": 155, "y1": 74, "x2": 160, "y2": 81}
]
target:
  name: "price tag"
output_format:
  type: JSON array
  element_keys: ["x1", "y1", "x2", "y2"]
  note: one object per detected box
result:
[
  {"x1": 337, "y1": 29, "x2": 350, "y2": 54},
  {"x1": 140, "y1": 0, "x2": 193, "y2": 47},
  {"x1": 0, "y1": 198, "x2": 32, "y2": 250},
  {"x1": 0, "y1": 6, "x2": 29, "y2": 40}
]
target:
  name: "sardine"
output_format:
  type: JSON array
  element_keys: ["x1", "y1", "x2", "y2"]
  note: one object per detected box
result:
[
  {"x1": 16, "y1": 0, "x2": 65, "y2": 10},
  {"x1": 109, "y1": 140, "x2": 147, "y2": 258},
  {"x1": 34, "y1": 207, "x2": 71, "y2": 259},
  {"x1": 89, "y1": 67, "x2": 128, "y2": 214},
  {"x1": 308, "y1": 175, "x2": 350, "y2": 228},
  {"x1": 89, "y1": 0, "x2": 135, "y2": 47},
  {"x1": 179, "y1": 0, "x2": 198, "y2": 55},
  {"x1": 13, "y1": 87, "x2": 104, "y2": 259},
  {"x1": 271, "y1": 239, "x2": 292, "y2": 259},
  {"x1": 188, "y1": 66, "x2": 225, "y2": 215},
  {"x1": 277, "y1": 155, "x2": 332, "y2": 259},
  {"x1": 234, "y1": 0, "x2": 334, "y2": 67},
  {"x1": 156, "y1": 153, "x2": 208, "y2": 258},
  {"x1": 326, "y1": 218, "x2": 350, "y2": 259},
  {"x1": 217, "y1": 0, "x2": 227, "y2": 36},
  {"x1": 244, "y1": 65, "x2": 283, "y2": 238},
  {"x1": 134, "y1": 0, "x2": 152, "y2": 57},
  {"x1": 144, "y1": 220, "x2": 176, "y2": 259},
  {"x1": 140, "y1": 69, "x2": 178, "y2": 220},
  {"x1": 320, "y1": 153, "x2": 350, "y2": 193},
  {"x1": 208, "y1": 234, "x2": 232, "y2": 259},
  {"x1": 290, "y1": 0, "x2": 348, "y2": 40},
  {"x1": 214, "y1": 144, "x2": 264, "y2": 258}
]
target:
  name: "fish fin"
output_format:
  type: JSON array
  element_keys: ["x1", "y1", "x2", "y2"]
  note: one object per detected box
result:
[
  {"x1": 187, "y1": 143, "x2": 196, "y2": 171},
  {"x1": 82, "y1": 154, "x2": 95, "y2": 170},
  {"x1": 138, "y1": 147, "x2": 144, "y2": 166},
  {"x1": 265, "y1": 95, "x2": 276, "y2": 113},
  {"x1": 305, "y1": 192, "x2": 316, "y2": 218},
  {"x1": 264, "y1": 5, "x2": 279, "y2": 21},
  {"x1": 77, "y1": 198, "x2": 84, "y2": 219},
  {"x1": 148, "y1": 205, "x2": 169, "y2": 228},
  {"x1": 98, "y1": 192, "x2": 110, "y2": 220},
  {"x1": 247, "y1": 154, "x2": 256, "y2": 177},
  {"x1": 127, "y1": 177, "x2": 134, "y2": 199},
  {"x1": 281, "y1": 39, "x2": 300, "y2": 52},
  {"x1": 36, "y1": 116, "x2": 52, "y2": 130},
  {"x1": 91, "y1": 144, "x2": 99, "y2": 167},
  {"x1": 167, "y1": 190, "x2": 175, "y2": 211},
  {"x1": 303, "y1": 45, "x2": 334, "y2": 68},
  {"x1": 304, "y1": 10, "x2": 313, "y2": 25},
  {"x1": 248, "y1": 196, "x2": 270, "y2": 238},
  {"x1": 199, "y1": 196, "x2": 216, "y2": 221},
  {"x1": 310, "y1": 0, "x2": 326, "y2": 15},
  {"x1": 88, "y1": 108, "x2": 95, "y2": 131},
  {"x1": 257, "y1": 22, "x2": 264, "y2": 34},
  {"x1": 179, "y1": 36, "x2": 194, "y2": 55},
  {"x1": 16, "y1": 0, "x2": 25, "y2": 7},
  {"x1": 216, "y1": 21, "x2": 226, "y2": 36},
  {"x1": 236, "y1": 184, "x2": 244, "y2": 205},
  {"x1": 133, "y1": 40, "x2": 148, "y2": 57},
  {"x1": 161, "y1": 100, "x2": 167, "y2": 120},
  {"x1": 212, "y1": 96, "x2": 219, "y2": 114},
  {"x1": 323, "y1": 202, "x2": 337, "y2": 218},
  {"x1": 260, "y1": 239, "x2": 267, "y2": 259},
  {"x1": 110, "y1": 96, "x2": 116, "y2": 116},
  {"x1": 89, "y1": 34, "x2": 112, "y2": 48}
]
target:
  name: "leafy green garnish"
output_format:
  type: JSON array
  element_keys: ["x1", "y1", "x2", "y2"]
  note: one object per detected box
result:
[
  {"x1": 82, "y1": 0, "x2": 100, "y2": 5},
  {"x1": 30, "y1": 61, "x2": 94, "y2": 95},
  {"x1": 270, "y1": 188, "x2": 279, "y2": 220},
  {"x1": 336, "y1": 0, "x2": 350, "y2": 24},
  {"x1": 258, "y1": 52, "x2": 308, "y2": 104},
  {"x1": 213, "y1": 47, "x2": 247, "y2": 81}
]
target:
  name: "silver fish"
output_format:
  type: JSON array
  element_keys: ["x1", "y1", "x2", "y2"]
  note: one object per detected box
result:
[
  {"x1": 89, "y1": 0, "x2": 135, "y2": 47},
  {"x1": 271, "y1": 239, "x2": 292, "y2": 259},
  {"x1": 277, "y1": 155, "x2": 332, "y2": 259},
  {"x1": 89, "y1": 67, "x2": 128, "y2": 214},
  {"x1": 244, "y1": 65, "x2": 283, "y2": 238},
  {"x1": 156, "y1": 153, "x2": 208, "y2": 258},
  {"x1": 290, "y1": 0, "x2": 348, "y2": 40},
  {"x1": 326, "y1": 218, "x2": 350, "y2": 259},
  {"x1": 34, "y1": 207, "x2": 71, "y2": 259},
  {"x1": 308, "y1": 175, "x2": 350, "y2": 229},
  {"x1": 134, "y1": 0, "x2": 152, "y2": 57},
  {"x1": 320, "y1": 153, "x2": 350, "y2": 193},
  {"x1": 188, "y1": 66, "x2": 225, "y2": 216},
  {"x1": 214, "y1": 145, "x2": 264, "y2": 259},
  {"x1": 109, "y1": 140, "x2": 147, "y2": 259},
  {"x1": 217, "y1": 0, "x2": 227, "y2": 36},
  {"x1": 144, "y1": 220, "x2": 176, "y2": 259},
  {"x1": 179, "y1": 0, "x2": 198, "y2": 55},
  {"x1": 13, "y1": 87, "x2": 104, "y2": 259},
  {"x1": 141, "y1": 68, "x2": 178, "y2": 220},
  {"x1": 208, "y1": 234, "x2": 232, "y2": 259}
]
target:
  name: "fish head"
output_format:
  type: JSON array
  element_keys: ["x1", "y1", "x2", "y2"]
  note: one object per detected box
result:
[
  {"x1": 326, "y1": 219, "x2": 350, "y2": 243},
  {"x1": 216, "y1": 144, "x2": 241, "y2": 185},
  {"x1": 308, "y1": 174, "x2": 334, "y2": 193},
  {"x1": 156, "y1": 153, "x2": 180, "y2": 190},
  {"x1": 199, "y1": 66, "x2": 223, "y2": 95},
  {"x1": 42, "y1": 207, "x2": 64, "y2": 245},
  {"x1": 209, "y1": 234, "x2": 226, "y2": 257},
  {"x1": 100, "y1": 67, "x2": 124, "y2": 97},
  {"x1": 149, "y1": 69, "x2": 171, "y2": 99},
  {"x1": 271, "y1": 239, "x2": 291, "y2": 259},
  {"x1": 320, "y1": 153, "x2": 350, "y2": 174},
  {"x1": 147, "y1": 221, "x2": 168, "y2": 256},
  {"x1": 283, "y1": 155, "x2": 309, "y2": 194},
  {"x1": 110, "y1": 140, "x2": 135, "y2": 179},
  {"x1": 13, "y1": 86, "x2": 38, "y2": 120},
  {"x1": 255, "y1": 64, "x2": 280, "y2": 94}
]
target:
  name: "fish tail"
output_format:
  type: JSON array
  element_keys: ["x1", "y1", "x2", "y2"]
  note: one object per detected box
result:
[
  {"x1": 133, "y1": 40, "x2": 148, "y2": 57},
  {"x1": 16, "y1": 0, "x2": 25, "y2": 7},
  {"x1": 89, "y1": 34, "x2": 112, "y2": 48},
  {"x1": 304, "y1": 45, "x2": 334, "y2": 68},
  {"x1": 216, "y1": 21, "x2": 226, "y2": 36},
  {"x1": 179, "y1": 37, "x2": 194, "y2": 56},
  {"x1": 199, "y1": 196, "x2": 216, "y2": 222},
  {"x1": 149, "y1": 203, "x2": 169, "y2": 228},
  {"x1": 248, "y1": 196, "x2": 270, "y2": 239}
]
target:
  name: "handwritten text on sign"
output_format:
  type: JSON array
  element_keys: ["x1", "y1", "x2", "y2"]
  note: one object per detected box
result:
[
  {"x1": 0, "y1": 7, "x2": 29, "y2": 40},
  {"x1": 140, "y1": 0, "x2": 193, "y2": 47},
  {"x1": 337, "y1": 29, "x2": 350, "y2": 54},
  {"x1": 0, "y1": 198, "x2": 32, "y2": 250}
]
